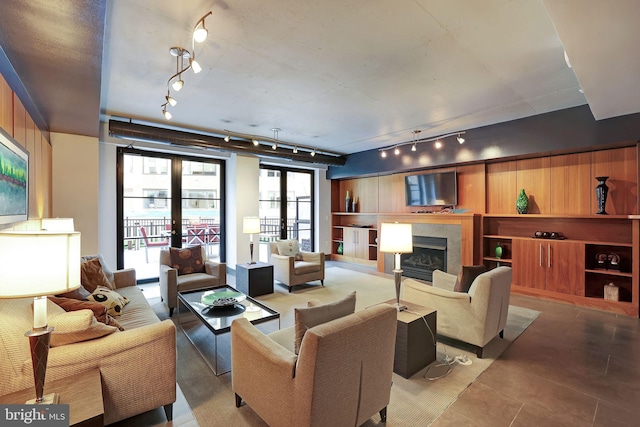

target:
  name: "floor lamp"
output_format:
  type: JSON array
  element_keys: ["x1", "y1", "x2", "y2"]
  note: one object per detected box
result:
[
  {"x1": 379, "y1": 222, "x2": 413, "y2": 312},
  {"x1": 0, "y1": 230, "x2": 81, "y2": 404},
  {"x1": 243, "y1": 216, "x2": 260, "y2": 264}
]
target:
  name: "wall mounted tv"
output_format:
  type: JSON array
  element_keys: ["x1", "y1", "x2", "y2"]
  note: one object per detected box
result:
[{"x1": 405, "y1": 171, "x2": 457, "y2": 207}]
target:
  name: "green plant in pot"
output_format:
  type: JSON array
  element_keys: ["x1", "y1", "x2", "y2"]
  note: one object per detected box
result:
[{"x1": 516, "y1": 189, "x2": 529, "y2": 214}]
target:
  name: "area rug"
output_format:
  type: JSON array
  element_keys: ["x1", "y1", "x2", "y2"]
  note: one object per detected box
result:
[{"x1": 146, "y1": 266, "x2": 539, "y2": 427}]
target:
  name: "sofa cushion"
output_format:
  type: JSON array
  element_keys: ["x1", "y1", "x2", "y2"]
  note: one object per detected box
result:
[
  {"x1": 115, "y1": 286, "x2": 161, "y2": 329},
  {"x1": 81, "y1": 254, "x2": 115, "y2": 288},
  {"x1": 294, "y1": 291, "x2": 356, "y2": 354},
  {"x1": 56, "y1": 285, "x2": 92, "y2": 301},
  {"x1": 293, "y1": 261, "x2": 322, "y2": 275},
  {"x1": 454, "y1": 265, "x2": 487, "y2": 293},
  {"x1": 81, "y1": 257, "x2": 114, "y2": 292},
  {"x1": 276, "y1": 239, "x2": 302, "y2": 260},
  {"x1": 169, "y1": 246, "x2": 205, "y2": 275},
  {"x1": 88, "y1": 286, "x2": 130, "y2": 317}
]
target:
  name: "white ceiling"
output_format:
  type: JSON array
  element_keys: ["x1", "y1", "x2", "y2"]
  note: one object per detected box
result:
[{"x1": 2, "y1": 1, "x2": 639, "y2": 156}]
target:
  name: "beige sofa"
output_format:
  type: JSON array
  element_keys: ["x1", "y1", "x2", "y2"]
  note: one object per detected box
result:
[
  {"x1": 402, "y1": 266, "x2": 512, "y2": 358},
  {"x1": 0, "y1": 268, "x2": 177, "y2": 425},
  {"x1": 159, "y1": 246, "x2": 227, "y2": 316},
  {"x1": 231, "y1": 303, "x2": 397, "y2": 427}
]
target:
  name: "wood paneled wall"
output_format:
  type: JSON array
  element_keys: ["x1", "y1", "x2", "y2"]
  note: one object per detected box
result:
[
  {"x1": 334, "y1": 145, "x2": 639, "y2": 216},
  {"x1": 0, "y1": 73, "x2": 52, "y2": 220}
]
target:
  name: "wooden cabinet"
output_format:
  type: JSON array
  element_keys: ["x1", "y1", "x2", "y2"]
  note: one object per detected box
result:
[
  {"x1": 331, "y1": 213, "x2": 378, "y2": 267},
  {"x1": 343, "y1": 227, "x2": 370, "y2": 259},
  {"x1": 483, "y1": 214, "x2": 639, "y2": 316},
  {"x1": 512, "y1": 239, "x2": 584, "y2": 295}
]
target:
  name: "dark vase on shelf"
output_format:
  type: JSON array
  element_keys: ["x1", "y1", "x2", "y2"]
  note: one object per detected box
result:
[
  {"x1": 345, "y1": 191, "x2": 352, "y2": 213},
  {"x1": 595, "y1": 176, "x2": 609, "y2": 215}
]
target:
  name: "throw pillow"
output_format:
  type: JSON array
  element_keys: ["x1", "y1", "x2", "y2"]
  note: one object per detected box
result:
[
  {"x1": 169, "y1": 245, "x2": 205, "y2": 275},
  {"x1": 48, "y1": 296, "x2": 124, "y2": 331},
  {"x1": 87, "y1": 286, "x2": 130, "y2": 317},
  {"x1": 56, "y1": 284, "x2": 92, "y2": 301},
  {"x1": 294, "y1": 291, "x2": 356, "y2": 354},
  {"x1": 48, "y1": 309, "x2": 118, "y2": 347},
  {"x1": 81, "y1": 254, "x2": 115, "y2": 288},
  {"x1": 453, "y1": 265, "x2": 487, "y2": 293},
  {"x1": 80, "y1": 258, "x2": 113, "y2": 293},
  {"x1": 276, "y1": 239, "x2": 302, "y2": 260}
]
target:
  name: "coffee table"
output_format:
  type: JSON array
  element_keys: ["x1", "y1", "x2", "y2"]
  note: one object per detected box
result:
[{"x1": 177, "y1": 285, "x2": 280, "y2": 376}]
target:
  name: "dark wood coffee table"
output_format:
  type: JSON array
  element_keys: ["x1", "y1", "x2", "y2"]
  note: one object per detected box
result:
[{"x1": 177, "y1": 285, "x2": 280, "y2": 375}]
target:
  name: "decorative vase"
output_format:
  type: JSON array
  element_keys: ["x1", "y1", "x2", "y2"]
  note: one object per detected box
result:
[
  {"x1": 495, "y1": 242, "x2": 503, "y2": 259},
  {"x1": 337, "y1": 242, "x2": 343, "y2": 254},
  {"x1": 595, "y1": 176, "x2": 609, "y2": 215},
  {"x1": 352, "y1": 197, "x2": 358, "y2": 213},
  {"x1": 345, "y1": 190, "x2": 352, "y2": 213},
  {"x1": 515, "y1": 189, "x2": 529, "y2": 214}
]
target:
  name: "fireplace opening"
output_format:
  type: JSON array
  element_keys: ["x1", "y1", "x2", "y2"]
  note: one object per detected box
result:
[{"x1": 401, "y1": 236, "x2": 447, "y2": 282}]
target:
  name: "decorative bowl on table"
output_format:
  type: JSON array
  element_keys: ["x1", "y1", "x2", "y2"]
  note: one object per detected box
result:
[{"x1": 201, "y1": 290, "x2": 247, "y2": 307}]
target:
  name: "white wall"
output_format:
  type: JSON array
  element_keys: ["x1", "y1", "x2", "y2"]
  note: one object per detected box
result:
[
  {"x1": 98, "y1": 143, "x2": 117, "y2": 267},
  {"x1": 51, "y1": 132, "x2": 99, "y2": 255},
  {"x1": 316, "y1": 168, "x2": 332, "y2": 255}
]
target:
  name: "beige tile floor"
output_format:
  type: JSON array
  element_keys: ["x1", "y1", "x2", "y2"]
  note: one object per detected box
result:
[{"x1": 115, "y1": 262, "x2": 640, "y2": 426}]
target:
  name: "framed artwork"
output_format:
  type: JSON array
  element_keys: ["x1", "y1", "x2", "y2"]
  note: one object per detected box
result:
[{"x1": 0, "y1": 127, "x2": 29, "y2": 225}]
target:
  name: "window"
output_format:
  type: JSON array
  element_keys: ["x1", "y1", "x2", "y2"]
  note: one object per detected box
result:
[
  {"x1": 143, "y1": 158, "x2": 169, "y2": 174},
  {"x1": 143, "y1": 189, "x2": 168, "y2": 208}
]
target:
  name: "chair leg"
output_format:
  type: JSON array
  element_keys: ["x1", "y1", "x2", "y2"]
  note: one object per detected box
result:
[
  {"x1": 379, "y1": 407, "x2": 387, "y2": 422},
  {"x1": 163, "y1": 403, "x2": 173, "y2": 421},
  {"x1": 169, "y1": 307, "x2": 174, "y2": 317},
  {"x1": 235, "y1": 393, "x2": 242, "y2": 408},
  {"x1": 499, "y1": 329, "x2": 504, "y2": 339},
  {"x1": 476, "y1": 346, "x2": 484, "y2": 358},
  {"x1": 321, "y1": 279, "x2": 324, "y2": 286},
  {"x1": 288, "y1": 286, "x2": 292, "y2": 293}
]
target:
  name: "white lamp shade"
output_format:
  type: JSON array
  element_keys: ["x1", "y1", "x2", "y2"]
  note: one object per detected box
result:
[
  {"x1": 379, "y1": 222, "x2": 413, "y2": 254},
  {"x1": 41, "y1": 218, "x2": 75, "y2": 232},
  {"x1": 0, "y1": 231, "x2": 81, "y2": 298},
  {"x1": 243, "y1": 217, "x2": 261, "y2": 234}
]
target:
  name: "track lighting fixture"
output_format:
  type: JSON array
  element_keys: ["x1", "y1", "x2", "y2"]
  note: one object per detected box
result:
[
  {"x1": 162, "y1": 106, "x2": 172, "y2": 120},
  {"x1": 160, "y1": 12, "x2": 212, "y2": 119},
  {"x1": 272, "y1": 128, "x2": 280, "y2": 150},
  {"x1": 311, "y1": 148, "x2": 316, "y2": 157},
  {"x1": 293, "y1": 146, "x2": 298, "y2": 154},
  {"x1": 378, "y1": 130, "x2": 467, "y2": 158},
  {"x1": 252, "y1": 139, "x2": 259, "y2": 146},
  {"x1": 224, "y1": 134, "x2": 230, "y2": 142}
]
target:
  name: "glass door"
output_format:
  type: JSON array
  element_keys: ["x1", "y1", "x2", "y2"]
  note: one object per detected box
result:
[
  {"x1": 258, "y1": 166, "x2": 314, "y2": 262},
  {"x1": 118, "y1": 148, "x2": 224, "y2": 282}
]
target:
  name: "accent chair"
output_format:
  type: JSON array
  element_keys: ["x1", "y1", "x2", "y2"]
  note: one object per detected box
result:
[{"x1": 268, "y1": 240, "x2": 325, "y2": 292}]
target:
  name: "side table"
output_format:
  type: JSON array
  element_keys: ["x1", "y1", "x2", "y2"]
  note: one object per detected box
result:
[
  {"x1": 0, "y1": 368, "x2": 104, "y2": 427},
  {"x1": 384, "y1": 299, "x2": 437, "y2": 378},
  {"x1": 235, "y1": 262, "x2": 274, "y2": 297}
]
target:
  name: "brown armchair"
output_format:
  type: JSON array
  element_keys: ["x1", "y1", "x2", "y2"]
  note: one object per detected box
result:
[
  {"x1": 159, "y1": 246, "x2": 226, "y2": 316},
  {"x1": 269, "y1": 240, "x2": 325, "y2": 292}
]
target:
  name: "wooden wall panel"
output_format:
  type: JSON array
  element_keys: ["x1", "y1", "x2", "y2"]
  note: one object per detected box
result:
[
  {"x1": 378, "y1": 173, "x2": 411, "y2": 213},
  {"x1": 550, "y1": 152, "x2": 592, "y2": 215},
  {"x1": 516, "y1": 157, "x2": 550, "y2": 214},
  {"x1": 486, "y1": 161, "x2": 516, "y2": 214},
  {"x1": 592, "y1": 147, "x2": 637, "y2": 215},
  {"x1": 0, "y1": 74, "x2": 12, "y2": 135},
  {"x1": 457, "y1": 163, "x2": 485, "y2": 214},
  {"x1": 12, "y1": 93, "x2": 26, "y2": 146},
  {"x1": 339, "y1": 176, "x2": 379, "y2": 213},
  {"x1": 41, "y1": 133, "x2": 52, "y2": 217},
  {"x1": 26, "y1": 115, "x2": 38, "y2": 218}
]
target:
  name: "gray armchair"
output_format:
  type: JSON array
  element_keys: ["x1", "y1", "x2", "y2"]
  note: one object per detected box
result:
[
  {"x1": 269, "y1": 241, "x2": 325, "y2": 292},
  {"x1": 402, "y1": 266, "x2": 512, "y2": 358},
  {"x1": 159, "y1": 246, "x2": 226, "y2": 316}
]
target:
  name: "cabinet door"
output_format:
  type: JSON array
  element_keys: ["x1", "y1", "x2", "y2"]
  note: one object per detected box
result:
[
  {"x1": 512, "y1": 239, "x2": 546, "y2": 289},
  {"x1": 545, "y1": 241, "x2": 585, "y2": 295},
  {"x1": 355, "y1": 229, "x2": 370, "y2": 259},
  {"x1": 343, "y1": 229, "x2": 357, "y2": 258}
]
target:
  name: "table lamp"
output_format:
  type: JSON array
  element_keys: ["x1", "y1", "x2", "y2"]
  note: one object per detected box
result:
[
  {"x1": 243, "y1": 216, "x2": 260, "y2": 264},
  {"x1": 0, "y1": 230, "x2": 81, "y2": 404},
  {"x1": 379, "y1": 222, "x2": 413, "y2": 312}
]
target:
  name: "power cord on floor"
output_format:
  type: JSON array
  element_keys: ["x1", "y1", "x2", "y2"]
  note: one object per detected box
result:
[{"x1": 404, "y1": 309, "x2": 472, "y2": 381}]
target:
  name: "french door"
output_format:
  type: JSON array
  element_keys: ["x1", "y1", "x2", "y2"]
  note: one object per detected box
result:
[
  {"x1": 258, "y1": 166, "x2": 314, "y2": 262},
  {"x1": 117, "y1": 148, "x2": 225, "y2": 281}
]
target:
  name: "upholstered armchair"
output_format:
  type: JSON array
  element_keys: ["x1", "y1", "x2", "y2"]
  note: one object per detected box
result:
[
  {"x1": 402, "y1": 266, "x2": 512, "y2": 358},
  {"x1": 159, "y1": 246, "x2": 226, "y2": 316},
  {"x1": 269, "y1": 240, "x2": 325, "y2": 292},
  {"x1": 231, "y1": 303, "x2": 397, "y2": 427}
]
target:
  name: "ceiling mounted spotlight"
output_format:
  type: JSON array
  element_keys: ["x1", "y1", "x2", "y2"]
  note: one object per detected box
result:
[
  {"x1": 311, "y1": 148, "x2": 316, "y2": 157},
  {"x1": 272, "y1": 128, "x2": 280, "y2": 150},
  {"x1": 165, "y1": 92, "x2": 177, "y2": 107},
  {"x1": 293, "y1": 146, "x2": 298, "y2": 154},
  {"x1": 434, "y1": 140, "x2": 442, "y2": 149},
  {"x1": 190, "y1": 59, "x2": 202, "y2": 74},
  {"x1": 193, "y1": 11, "x2": 213, "y2": 43},
  {"x1": 411, "y1": 143, "x2": 417, "y2": 152},
  {"x1": 381, "y1": 150, "x2": 387, "y2": 158},
  {"x1": 457, "y1": 134, "x2": 465, "y2": 144},
  {"x1": 172, "y1": 77, "x2": 184, "y2": 91},
  {"x1": 224, "y1": 134, "x2": 230, "y2": 142},
  {"x1": 162, "y1": 106, "x2": 172, "y2": 120},
  {"x1": 252, "y1": 139, "x2": 259, "y2": 146},
  {"x1": 394, "y1": 146, "x2": 400, "y2": 156}
]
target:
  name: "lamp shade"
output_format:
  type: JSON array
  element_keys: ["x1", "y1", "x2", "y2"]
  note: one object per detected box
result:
[
  {"x1": 0, "y1": 231, "x2": 81, "y2": 298},
  {"x1": 40, "y1": 218, "x2": 75, "y2": 232},
  {"x1": 243, "y1": 217, "x2": 260, "y2": 234},
  {"x1": 379, "y1": 223, "x2": 413, "y2": 254}
]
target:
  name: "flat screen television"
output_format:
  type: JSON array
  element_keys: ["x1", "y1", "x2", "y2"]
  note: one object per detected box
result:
[{"x1": 405, "y1": 171, "x2": 457, "y2": 207}]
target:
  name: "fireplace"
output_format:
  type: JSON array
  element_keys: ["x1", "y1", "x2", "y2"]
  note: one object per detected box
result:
[{"x1": 400, "y1": 236, "x2": 447, "y2": 282}]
